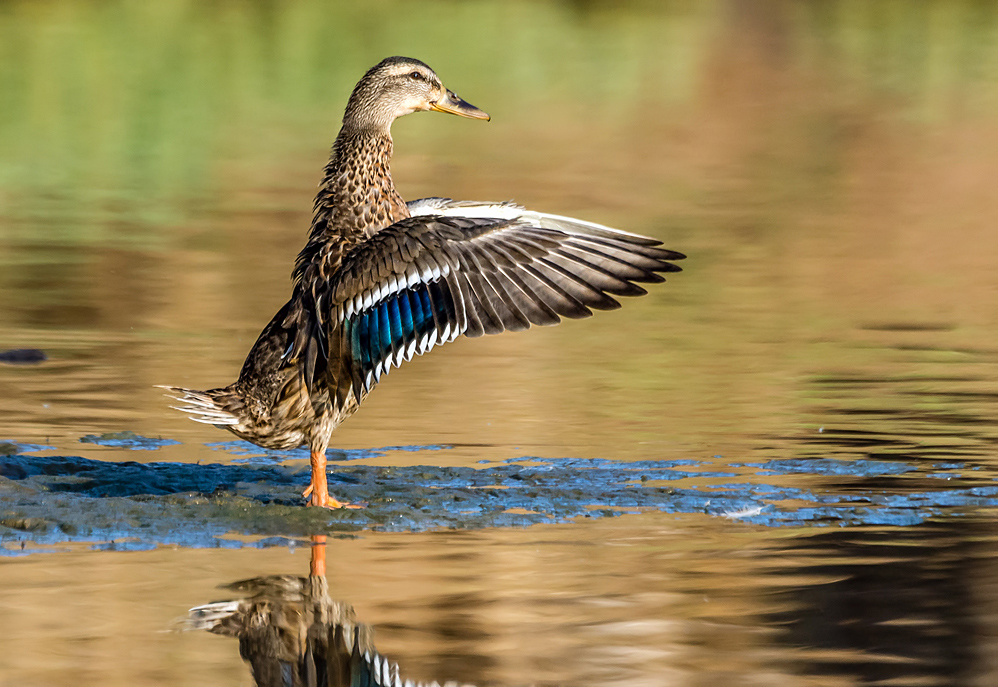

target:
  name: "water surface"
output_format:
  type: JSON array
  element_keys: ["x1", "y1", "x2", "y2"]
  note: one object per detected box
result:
[{"x1": 2, "y1": 1, "x2": 998, "y2": 685}]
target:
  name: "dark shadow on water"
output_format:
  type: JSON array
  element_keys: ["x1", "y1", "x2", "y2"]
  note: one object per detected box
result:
[
  {"x1": 763, "y1": 520, "x2": 991, "y2": 686},
  {"x1": 80, "y1": 431, "x2": 181, "y2": 450},
  {"x1": 0, "y1": 349, "x2": 46, "y2": 365},
  {"x1": 748, "y1": 370, "x2": 998, "y2": 686}
]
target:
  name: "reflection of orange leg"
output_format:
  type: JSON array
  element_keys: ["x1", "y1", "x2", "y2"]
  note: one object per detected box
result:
[
  {"x1": 310, "y1": 535, "x2": 327, "y2": 577},
  {"x1": 303, "y1": 448, "x2": 364, "y2": 509}
]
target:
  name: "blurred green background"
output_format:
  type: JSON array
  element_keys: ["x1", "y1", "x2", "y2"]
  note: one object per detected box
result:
[{"x1": 5, "y1": 0, "x2": 998, "y2": 241}]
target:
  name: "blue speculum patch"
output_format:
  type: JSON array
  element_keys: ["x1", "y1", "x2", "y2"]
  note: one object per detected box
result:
[
  {"x1": 344, "y1": 283, "x2": 446, "y2": 376},
  {"x1": 0, "y1": 441, "x2": 994, "y2": 553}
]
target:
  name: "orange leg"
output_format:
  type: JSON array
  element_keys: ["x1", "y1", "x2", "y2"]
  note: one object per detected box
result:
[
  {"x1": 310, "y1": 535, "x2": 326, "y2": 577},
  {"x1": 303, "y1": 448, "x2": 364, "y2": 509}
]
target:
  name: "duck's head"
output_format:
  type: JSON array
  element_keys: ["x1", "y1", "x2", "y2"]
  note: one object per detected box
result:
[{"x1": 342, "y1": 56, "x2": 490, "y2": 133}]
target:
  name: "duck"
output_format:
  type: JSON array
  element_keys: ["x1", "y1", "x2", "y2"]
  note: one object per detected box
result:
[{"x1": 162, "y1": 56, "x2": 685, "y2": 508}]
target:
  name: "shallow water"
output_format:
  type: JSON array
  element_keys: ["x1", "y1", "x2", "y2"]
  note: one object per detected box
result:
[{"x1": 3, "y1": 1, "x2": 998, "y2": 685}]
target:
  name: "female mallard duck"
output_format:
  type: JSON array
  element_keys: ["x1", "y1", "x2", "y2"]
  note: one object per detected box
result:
[{"x1": 163, "y1": 56, "x2": 685, "y2": 508}]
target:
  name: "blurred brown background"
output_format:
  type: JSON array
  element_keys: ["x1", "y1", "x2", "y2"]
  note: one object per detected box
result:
[{"x1": 2, "y1": 3, "x2": 998, "y2": 685}]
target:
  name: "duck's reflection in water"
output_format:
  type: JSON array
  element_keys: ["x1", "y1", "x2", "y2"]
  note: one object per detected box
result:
[{"x1": 187, "y1": 536, "x2": 468, "y2": 687}]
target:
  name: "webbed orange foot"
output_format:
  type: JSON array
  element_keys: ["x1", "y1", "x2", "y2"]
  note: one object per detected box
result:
[
  {"x1": 301, "y1": 483, "x2": 365, "y2": 509},
  {"x1": 317, "y1": 495, "x2": 366, "y2": 510}
]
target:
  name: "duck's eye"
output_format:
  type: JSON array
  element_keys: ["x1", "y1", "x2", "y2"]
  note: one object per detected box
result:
[{"x1": 409, "y1": 71, "x2": 423, "y2": 81}]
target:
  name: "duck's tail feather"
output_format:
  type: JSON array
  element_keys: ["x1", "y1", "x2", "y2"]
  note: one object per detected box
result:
[
  {"x1": 156, "y1": 385, "x2": 241, "y2": 426},
  {"x1": 184, "y1": 600, "x2": 243, "y2": 631}
]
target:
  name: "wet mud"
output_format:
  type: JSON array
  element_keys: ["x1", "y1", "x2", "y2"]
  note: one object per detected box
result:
[{"x1": 2, "y1": 439, "x2": 996, "y2": 552}]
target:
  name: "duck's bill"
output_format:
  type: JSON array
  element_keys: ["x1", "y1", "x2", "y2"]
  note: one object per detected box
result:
[{"x1": 430, "y1": 89, "x2": 490, "y2": 120}]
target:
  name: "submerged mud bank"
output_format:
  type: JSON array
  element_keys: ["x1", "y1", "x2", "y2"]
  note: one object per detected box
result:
[{"x1": 1, "y1": 444, "x2": 996, "y2": 552}]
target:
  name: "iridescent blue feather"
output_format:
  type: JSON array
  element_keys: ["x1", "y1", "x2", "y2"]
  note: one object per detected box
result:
[
  {"x1": 367, "y1": 307, "x2": 380, "y2": 368},
  {"x1": 388, "y1": 298, "x2": 403, "y2": 346},
  {"x1": 398, "y1": 291, "x2": 414, "y2": 333},
  {"x1": 377, "y1": 303, "x2": 391, "y2": 361},
  {"x1": 346, "y1": 281, "x2": 458, "y2": 388}
]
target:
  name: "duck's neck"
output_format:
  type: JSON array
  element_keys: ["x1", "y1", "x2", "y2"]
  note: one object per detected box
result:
[{"x1": 309, "y1": 128, "x2": 410, "y2": 243}]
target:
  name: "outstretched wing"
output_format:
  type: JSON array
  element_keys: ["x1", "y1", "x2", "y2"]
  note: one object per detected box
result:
[{"x1": 311, "y1": 199, "x2": 684, "y2": 405}]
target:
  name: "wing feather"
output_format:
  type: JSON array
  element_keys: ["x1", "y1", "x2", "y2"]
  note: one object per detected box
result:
[
  {"x1": 294, "y1": 200, "x2": 684, "y2": 405},
  {"x1": 519, "y1": 263, "x2": 593, "y2": 319}
]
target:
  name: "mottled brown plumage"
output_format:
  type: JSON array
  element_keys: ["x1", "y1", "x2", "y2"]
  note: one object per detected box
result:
[{"x1": 162, "y1": 56, "x2": 685, "y2": 508}]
